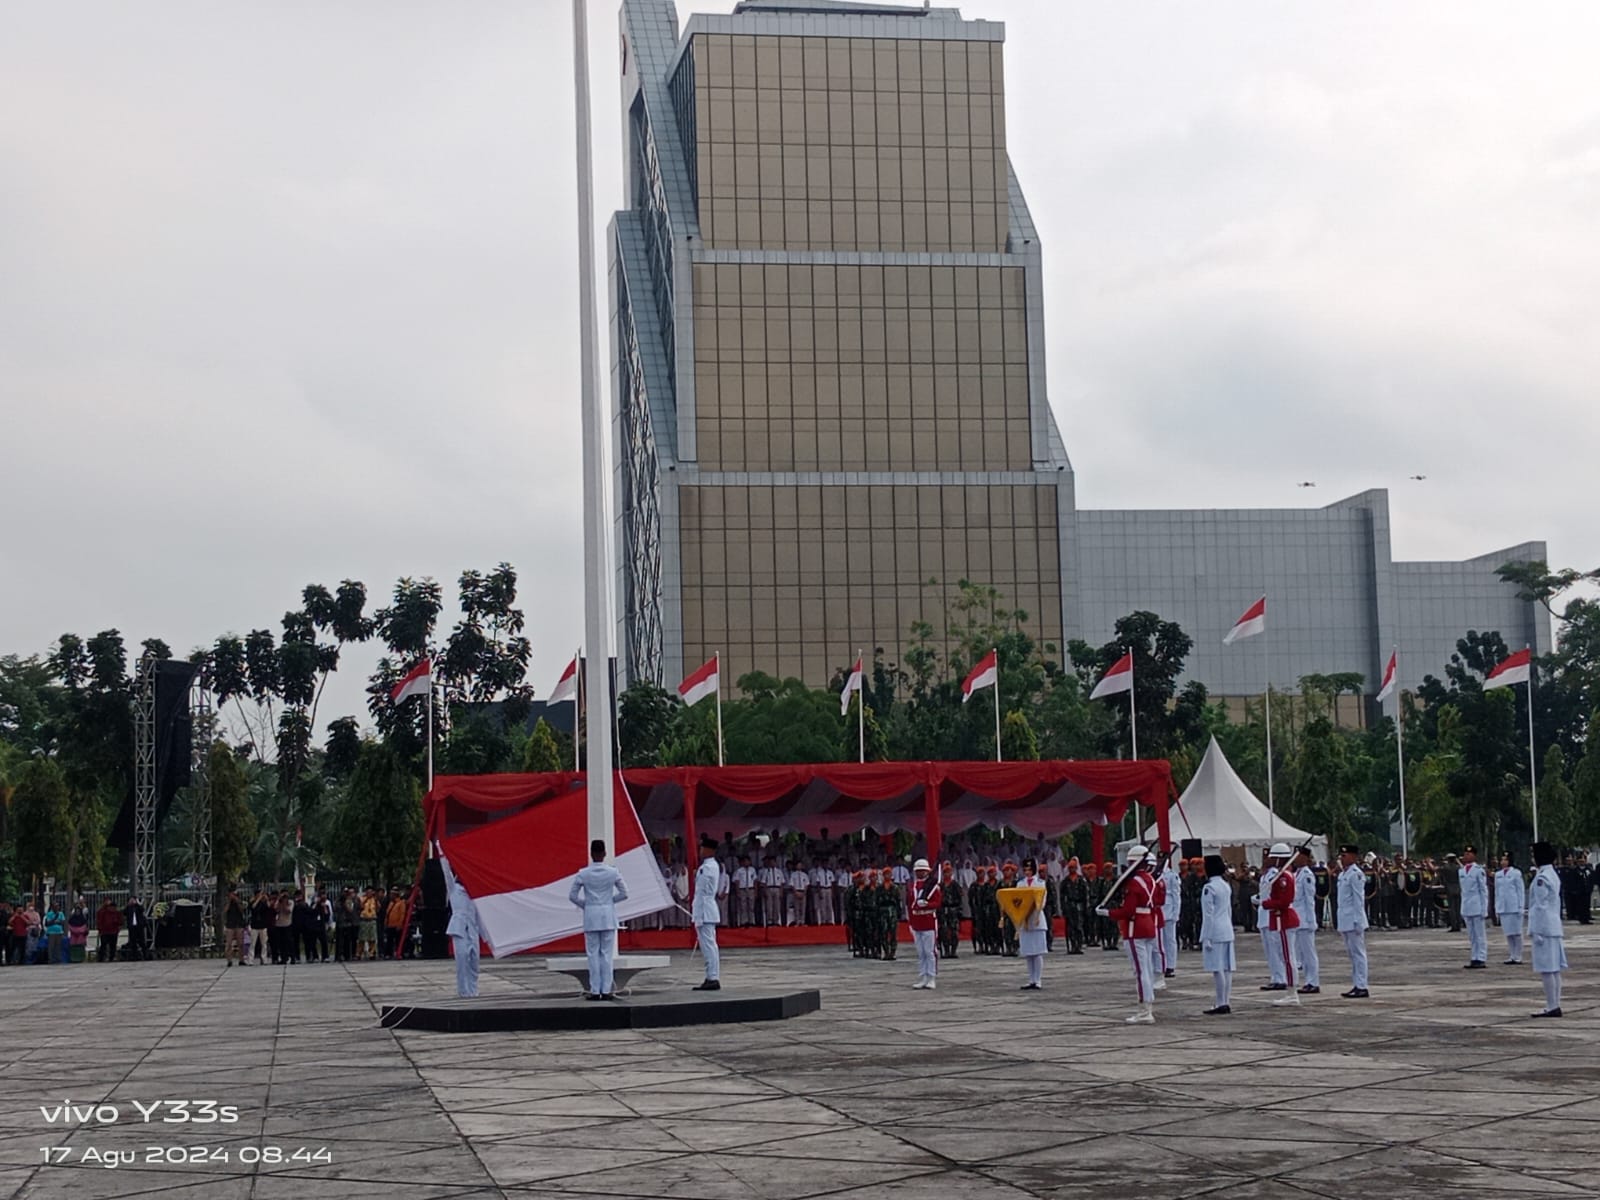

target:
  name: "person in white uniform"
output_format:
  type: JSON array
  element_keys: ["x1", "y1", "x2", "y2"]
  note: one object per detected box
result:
[
  {"x1": 715, "y1": 854, "x2": 731, "y2": 925},
  {"x1": 1528, "y1": 841, "x2": 1567, "y2": 1018},
  {"x1": 1199, "y1": 855, "x2": 1235, "y2": 1014},
  {"x1": 1159, "y1": 852, "x2": 1181, "y2": 978},
  {"x1": 1335, "y1": 844, "x2": 1370, "y2": 999},
  {"x1": 811, "y1": 862, "x2": 835, "y2": 924},
  {"x1": 440, "y1": 854, "x2": 481, "y2": 999},
  {"x1": 732, "y1": 856, "x2": 757, "y2": 927},
  {"x1": 568, "y1": 839, "x2": 629, "y2": 1001},
  {"x1": 1290, "y1": 845, "x2": 1321, "y2": 995},
  {"x1": 786, "y1": 862, "x2": 810, "y2": 926},
  {"x1": 1459, "y1": 845, "x2": 1490, "y2": 968},
  {"x1": 1495, "y1": 851, "x2": 1527, "y2": 965},
  {"x1": 692, "y1": 838, "x2": 723, "y2": 991},
  {"x1": 1017, "y1": 857, "x2": 1051, "y2": 990},
  {"x1": 1254, "y1": 855, "x2": 1288, "y2": 991}
]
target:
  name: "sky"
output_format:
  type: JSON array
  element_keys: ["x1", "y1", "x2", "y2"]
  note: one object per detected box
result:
[{"x1": 2, "y1": 0, "x2": 1596, "y2": 739}]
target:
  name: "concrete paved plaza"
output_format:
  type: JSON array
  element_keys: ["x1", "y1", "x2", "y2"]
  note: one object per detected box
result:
[{"x1": 1, "y1": 927, "x2": 1597, "y2": 1200}]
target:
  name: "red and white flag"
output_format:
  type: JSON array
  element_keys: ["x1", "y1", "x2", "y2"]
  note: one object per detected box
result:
[
  {"x1": 1484, "y1": 648, "x2": 1532, "y2": 691},
  {"x1": 390, "y1": 658, "x2": 431, "y2": 704},
  {"x1": 840, "y1": 656, "x2": 864, "y2": 715},
  {"x1": 678, "y1": 655, "x2": 719, "y2": 706},
  {"x1": 1376, "y1": 652, "x2": 1398, "y2": 702},
  {"x1": 436, "y1": 781, "x2": 672, "y2": 957},
  {"x1": 1090, "y1": 650, "x2": 1134, "y2": 700},
  {"x1": 1223, "y1": 597, "x2": 1267, "y2": 645},
  {"x1": 547, "y1": 655, "x2": 579, "y2": 705},
  {"x1": 962, "y1": 649, "x2": 998, "y2": 703}
]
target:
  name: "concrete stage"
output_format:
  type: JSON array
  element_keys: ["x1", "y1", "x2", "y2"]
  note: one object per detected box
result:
[{"x1": 378, "y1": 986, "x2": 822, "y2": 1032}]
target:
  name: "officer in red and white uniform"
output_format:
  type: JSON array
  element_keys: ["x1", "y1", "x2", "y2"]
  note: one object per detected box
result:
[
  {"x1": 1099, "y1": 846, "x2": 1160, "y2": 1024},
  {"x1": 908, "y1": 858, "x2": 941, "y2": 990},
  {"x1": 1260, "y1": 842, "x2": 1301, "y2": 1005}
]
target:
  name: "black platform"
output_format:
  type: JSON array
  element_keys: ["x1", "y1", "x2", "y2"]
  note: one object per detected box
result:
[{"x1": 379, "y1": 988, "x2": 821, "y2": 1033}]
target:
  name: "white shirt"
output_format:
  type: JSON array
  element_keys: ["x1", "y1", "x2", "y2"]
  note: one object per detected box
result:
[
  {"x1": 716, "y1": 864, "x2": 731, "y2": 897},
  {"x1": 1292, "y1": 866, "x2": 1317, "y2": 927},
  {"x1": 441, "y1": 858, "x2": 480, "y2": 941},
  {"x1": 788, "y1": 869, "x2": 809, "y2": 891},
  {"x1": 692, "y1": 859, "x2": 721, "y2": 925},
  {"x1": 891, "y1": 865, "x2": 911, "y2": 885},
  {"x1": 568, "y1": 862, "x2": 629, "y2": 933},
  {"x1": 759, "y1": 867, "x2": 783, "y2": 887},
  {"x1": 1161, "y1": 867, "x2": 1181, "y2": 920},
  {"x1": 1018, "y1": 872, "x2": 1048, "y2": 931},
  {"x1": 1528, "y1": 865, "x2": 1563, "y2": 938},
  {"x1": 957, "y1": 866, "x2": 978, "y2": 888},
  {"x1": 1495, "y1": 867, "x2": 1526, "y2": 916},
  {"x1": 1459, "y1": 862, "x2": 1489, "y2": 918},
  {"x1": 733, "y1": 865, "x2": 757, "y2": 889},
  {"x1": 811, "y1": 866, "x2": 834, "y2": 889},
  {"x1": 1200, "y1": 876, "x2": 1234, "y2": 944},
  {"x1": 1336, "y1": 865, "x2": 1368, "y2": 933}
]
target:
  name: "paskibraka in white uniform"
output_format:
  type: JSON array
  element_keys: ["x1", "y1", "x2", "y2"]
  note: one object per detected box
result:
[
  {"x1": 1200, "y1": 874, "x2": 1235, "y2": 1011},
  {"x1": 1495, "y1": 866, "x2": 1526, "y2": 964},
  {"x1": 1336, "y1": 863, "x2": 1368, "y2": 992},
  {"x1": 1528, "y1": 863, "x2": 1567, "y2": 1014},
  {"x1": 693, "y1": 857, "x2": 722, "y2": 983}
]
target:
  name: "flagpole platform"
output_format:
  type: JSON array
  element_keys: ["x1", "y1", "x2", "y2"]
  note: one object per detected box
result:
[{"x1": 378, "y1": 988, "x2": 821, "y2": 1033}]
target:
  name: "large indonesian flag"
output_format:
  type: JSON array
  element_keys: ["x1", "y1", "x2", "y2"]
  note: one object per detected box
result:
[
  {"x1": 547, "y1": 655, "x2": 579, "y2": 705},
  {"x1": 678, "y1": 655, "x2": 719, "y2": 706},
  {"x1": 1089, "y1": 650, "x2": 1134, "y2": 700},
  {"x1": 437, "y1": 780, "x2": 672, "y2": 957},
  {"x1": 1484, "y1": 648, "x2": 1532, "y2": 691},
  {"x1": 1223, "y1": 596, "x2": 1266, "y2": 645},
  {"x1": 1376, "y1": 652, "x2": 1398, "y2": 702},
  {"x1": 840, "y1": 656, "x2": 864, "y2": 715},
  {"x1": 390, "y1": 659, "x2": 431, "y2": 704},
  {"x1": 962, "y1": 649, "x2": 998, "y2": 703}
]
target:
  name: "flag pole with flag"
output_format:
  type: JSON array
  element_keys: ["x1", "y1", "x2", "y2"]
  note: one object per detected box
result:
[
  {"x1": 679, "y1": 653, "x2": 723, "y2": 766},
  {"x1": 547, "y1": 651, "x2": 581, "y2": 771},
  {"x1": 841, "y1": 651, "x2": 865, "y2": 762},
  {"x1": 1377, "y1": 649, "x2": 1406, "y2": 856},
  {"x1": 1090, "y1": 648, "x2": 1137, "y2": 760},
  {"x1": 1484, "y1": 646, "x2": 1537, "y2": 841},
  {"x1": 391, "y1": 657, "x2": 434, "y2": 790},
  {"x1": 1224, "y1": 596, "x2": 1271, "y2": 834},
  {"x1": 962, "y1": 648, "x2": 1001, "y2": 762}
]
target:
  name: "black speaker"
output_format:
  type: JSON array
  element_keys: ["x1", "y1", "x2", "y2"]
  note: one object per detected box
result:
[
  {"x1": 421, "y1": 859, "x2": 446, "y2": 909},
  {"x1": 155, "y1": 903, "x2": 203, "y2": 948},
  {"x1": 1181, "y1": 838, "x2": 1203, "y2": 860}
]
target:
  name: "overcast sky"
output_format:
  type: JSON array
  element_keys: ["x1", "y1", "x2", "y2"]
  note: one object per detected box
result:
[{"x1": 3, "y1": 0, "x2": 1596, "y2": 737}]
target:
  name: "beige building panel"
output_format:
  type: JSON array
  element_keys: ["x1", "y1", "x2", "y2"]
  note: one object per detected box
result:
[{"x1": 679, "y1": 482, "x2": 1062, "y2": 688}]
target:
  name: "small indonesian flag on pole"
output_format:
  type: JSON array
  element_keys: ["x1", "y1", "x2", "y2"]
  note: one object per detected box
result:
[
  {"x1": 1376, "y1": 651, "x2": 1398, "y2": 702},
  {"x1": 678, "y1": 655, "x2": 720, "y2": 706},
  {"x1": 1223, "y1": 596, "x2": 1267, "y2": 645},
  {"x1": 962, "y1": 649, "x2": 998, "y2": 703},
  {"x1": 390, "y1": 658, "x2": 431, "y2": 704},
  {"x1": 1484, "y1": 647, "x2": 1532, "y2": 690},
  {"x1": 840, "y1": 655, "x2": 864, "y2": 716},
  {"x1": 547, "y1": 655, "x2": 579, "y2": 705},
  {"x1": 1090, "y1": 650, "x2": 1134, "y2": 700}
]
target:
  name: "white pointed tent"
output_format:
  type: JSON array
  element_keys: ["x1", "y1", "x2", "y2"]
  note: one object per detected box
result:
[{"x1": 1121, "y1": 737, "x2": 1327, "y2": 866}]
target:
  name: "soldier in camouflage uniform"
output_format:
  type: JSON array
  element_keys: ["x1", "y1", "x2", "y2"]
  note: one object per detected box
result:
[
  {"x1": 1178, "y1": 858, "x2": 1204, "y2": 951},
  {"x1": 977, "y1": 866, "x2": 999, "y2": 954},
  {"x1": 877, "y1": 869, "x2": 899, "y2": 961},
  {"x1": 937, "y1": 862, "x2": 963, "y2": 959},
  {"x1": 1079, "y1": 862, "x2": 1100, "y2": 948},
  {"x1": 1098, "y1": 861, "x2": 1122, "y2": 950},
  {"x1": 1062, "y1": 858, "x2": 1089, "y2": 954},
  {"x1": 843, "y1": 871, "x2": 858, "y2": 956},
  {"x1": 998, "y1": 862, "x2": 1021, "y2": 957}
]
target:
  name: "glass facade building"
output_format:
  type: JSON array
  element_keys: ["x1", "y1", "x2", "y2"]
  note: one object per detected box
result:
[{"x1": 611, "y1": 0, "x2": 1549, "y2": 705}]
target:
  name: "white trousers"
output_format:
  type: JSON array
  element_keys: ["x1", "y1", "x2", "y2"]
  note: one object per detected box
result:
[
  {"x1": 913, "y1": 928, "x2": 937, "y2": 979},
  {"x1": 1160, "y1": 923, "x2": 1177, "y2": 973},
  {"x1": 584, "y1": 929, "x2": 616, "y2": 995},
  {"x1": 1260, "y1": 924, "x2": 1285, "y2": 985},
  {"x1": 453, "y1": 936, "x2": 479, "y2": 998},
  {"x1": 1465, "y1": 914, "x2": 1487, "y2": 963},
  {"x1": 1542, "y1": 971, "x2": 1562, "y2": 1012},
  {"x1": 1506, "y1": 933, "x2": 1524, "y2": 963},
  {"x1": 814, "y1": 889, "x2": 835, "y2": 924},
  {"x1": 1127, "y1": 938, "x2": 1157, "y2": 1003},
  {"x1": 1294, "y1": 928, "x2": 1319, "y2": 987},
  {"x1": 1025, "y1": 953, "x2": 1044, "y2": 987},
  {"x1": 1341, "y1": 929, "x2": 1368, "y2": 990},
  {"x1": 1212, "y1": 970, "x2": 1232, "y2": 1009},
  {"x1": 696, "y1": 923, "x2": 720, "y2": 982}
]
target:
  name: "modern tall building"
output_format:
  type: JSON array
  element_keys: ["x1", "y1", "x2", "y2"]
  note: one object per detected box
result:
[{"x1": 610, "y1": 0, "x2": 1549, "y2": 707}]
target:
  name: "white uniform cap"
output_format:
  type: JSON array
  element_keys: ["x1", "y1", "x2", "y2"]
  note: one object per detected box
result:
[
  {"x1": 912, "y1": 858, "x2": 930, "y2": 872},
  {"x1": 1268, "y1": 842, "x2": 1292, "y2": 857},
  {"x1": 1126, "y1": 845, "x2": 1148, "y2": 862}
]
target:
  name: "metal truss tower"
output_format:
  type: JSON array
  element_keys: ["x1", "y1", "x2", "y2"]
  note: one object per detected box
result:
[{"x1": 131, "y1": 656, "x2": 157, "y2": 904}]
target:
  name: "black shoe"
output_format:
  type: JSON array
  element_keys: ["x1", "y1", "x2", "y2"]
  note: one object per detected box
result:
[
  {"x1": 600, "y1": 993, "x2": 617, "y2": 1001},
  {"x1": 1259, "y1": 983, "x2": 1287, "y2": 991},
  {"x1": 1532, "y1": 1008, "x2": 1563, "y2": 1018},
  {"x1": 1202, "y1": 1005, "x2": 1231, "y2": 1015},
  {"x1": 1163, "y1": 970, "x2": 1176, "y2": 978},
  {"x1": 583, "y1": 993, "x2": 603, "y2": 1001},
  {"x1": 1340, "y1": 988, "x2": 1370, "y2": 999},
  {"x1": 1464, "y1": 961, "x2": 1486, "y2": 969},
  {"x1": 693, "y1": 980, "x2": 721, "y2": 991},
  {"x1": 1020, "y1": 983, "x2": 1041, "y2": 991},
  {"x1": 1297, "y1": 985, "x2": 1320, "y2": 995},
  {"x1": 1503, "y1": 959, "x2": 1518, "y2": 965}
]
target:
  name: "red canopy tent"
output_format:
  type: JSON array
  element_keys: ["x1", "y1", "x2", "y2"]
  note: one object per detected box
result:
[{"x1": 424, "y1": 759, "x2": 1176, "y2": 867}]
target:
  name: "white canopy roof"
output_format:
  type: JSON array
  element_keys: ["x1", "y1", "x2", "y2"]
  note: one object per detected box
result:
[{"x1": 1134, "y1": 737, "x2": 1327, "y2": 863}]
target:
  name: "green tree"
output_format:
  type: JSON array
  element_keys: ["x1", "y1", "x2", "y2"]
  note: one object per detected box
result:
[
  {"x1": 1574, "y1": 712, "x2": 1600, "y2": 843},
  {"x1": 441, "y1": 564, "x2": 533, "y2": 721},
  {"x1": 1001, "y1": 710, "x2": 1039, "y2": 761},
  {"x1": 522, "y1": 718, "x2": 565, "y2": 773},
  {"x1": 1069, "y1": 611, "x2": 1209, "y2": 760},
  {"x1": 618, "y1": 680, "x2": 681, "y2": 768},
  {"x1": 329, "y1": 741, "x2": 424, "y2": 887},
  {"x1": 840, "y1": 694, "x2": 889, "y2": 762},
  {"x1": 11, "y1": 757, "x2": 71, "y2": 889},
  {"x1": 1538, "y1": 744, "x2": 1577, "y2": 848},
  {"x1": 726, "y1": 673, "x2": 843, "y2": 764}
]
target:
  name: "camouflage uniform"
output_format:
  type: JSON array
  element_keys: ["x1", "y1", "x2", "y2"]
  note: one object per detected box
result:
[
  {"x1": 1062, "y1": 864, "x2": 1089, "y2": 954},
  {"x1": 937, "y1": 869, "x2": 963, "y2": 959}
]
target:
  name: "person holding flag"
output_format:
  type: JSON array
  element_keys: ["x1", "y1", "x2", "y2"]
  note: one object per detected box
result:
[
  {"x1": 691, "y1": 837, "x2": 722, "y2": 992},
  {"x1": 568, "y1": 839, "x2": 630, "y2": 1001},
  {"x1": 439, "y1": 852, "x2": 481, "y2": 999}
]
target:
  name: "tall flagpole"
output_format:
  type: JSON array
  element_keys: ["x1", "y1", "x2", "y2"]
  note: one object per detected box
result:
[
  {"x1": 993, "y1": 648, "x2": 1003, "y2": 764},
  {"x1": 1393, "y1": 651, "x2": 1408, "y2": 858},
  {"x1": 715, "y1": 651, "x2": 725, "y2": 767},
  {"x1": 856, "y1": 648, "x2": 865, "y2": 764},
  {"x1": 426, "y1": 656, "x2": 434, "y2": 792},
  {"x1": 1526, "y1": 645, "x2": 1539, "y2": 843},
  {"x1": 1264, "y1": 623, "x2": 1275, "y2": 839},
  {"x1": 1129, "y1": 647, "x2": 1138, "y2": 761},
  {"x1": 572, "y1": 0, "x2": 614, "y2": 853},
  {"x1": 573, "y1": 647, "x2": 582, "y2": 773}
]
